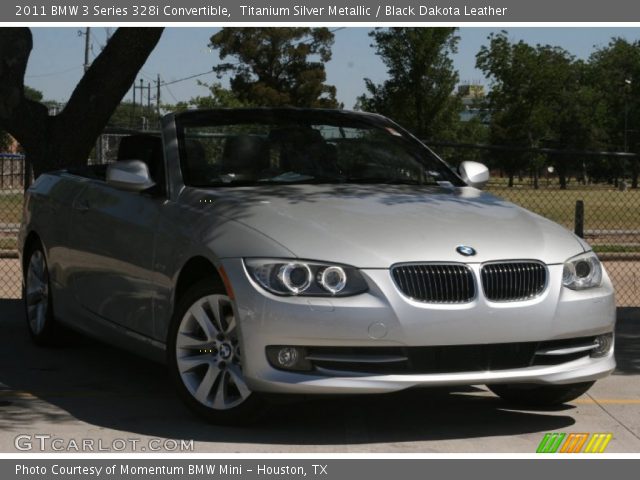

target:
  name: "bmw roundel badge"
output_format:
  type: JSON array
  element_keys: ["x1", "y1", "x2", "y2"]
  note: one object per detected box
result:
[{"x1": 456, "y1": 245, "x2": 476, "y2": 256}]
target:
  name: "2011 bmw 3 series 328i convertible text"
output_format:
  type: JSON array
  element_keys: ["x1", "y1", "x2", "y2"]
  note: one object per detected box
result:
[{"x1": 19, "y1": 108, "x2": 615, "y2": 424}]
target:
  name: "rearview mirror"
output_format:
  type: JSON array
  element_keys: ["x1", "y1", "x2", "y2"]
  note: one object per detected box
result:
[
  {"x1": 106, "y1": 160, "x2": 155, "y2": 192},
  {"x1": 458, "y1": 161, "x2": 489, "y2": 189}
]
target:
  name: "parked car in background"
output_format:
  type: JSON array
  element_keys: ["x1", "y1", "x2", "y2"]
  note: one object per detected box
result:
[{"x1": 19, "y1": 108, "x2": 615, "y2": 424}]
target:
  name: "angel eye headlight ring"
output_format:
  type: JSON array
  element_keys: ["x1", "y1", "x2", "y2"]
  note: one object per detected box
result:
[{"x1": 278, "y1": 263, "x2": 312, "y2": 295}]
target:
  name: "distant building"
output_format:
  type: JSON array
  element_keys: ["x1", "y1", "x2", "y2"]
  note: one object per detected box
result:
[{"x1": 458, "y1": 84, "x2": 487, "y2": 122}]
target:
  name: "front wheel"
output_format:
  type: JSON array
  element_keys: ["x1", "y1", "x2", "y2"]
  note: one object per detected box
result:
[
  {"x1": 23, "y1": 243, "x2": 59, "y2": 346},
  {"x1": 167, "y1": 279, "x2": 266, "y2": 425},
  {"x1": 487, "y1": 381, "x2": 595, "y2": 407}
]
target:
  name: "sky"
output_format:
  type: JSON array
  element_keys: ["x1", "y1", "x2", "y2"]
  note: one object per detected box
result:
[{"x1": 24, "y1": 27, "x2": 640, "y2": 109}]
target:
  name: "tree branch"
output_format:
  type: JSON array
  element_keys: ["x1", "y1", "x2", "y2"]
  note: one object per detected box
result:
[{"x1": 56, "y1": 27, "x2": 164, "y2": 165}]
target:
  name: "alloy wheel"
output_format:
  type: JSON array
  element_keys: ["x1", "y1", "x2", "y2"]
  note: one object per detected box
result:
[
  {"x1": 25, "y1": 250, "x2": 49, "y2": 336},
  {"x1": 175, "y1": 294, "x2": 251, "y2": 410}
]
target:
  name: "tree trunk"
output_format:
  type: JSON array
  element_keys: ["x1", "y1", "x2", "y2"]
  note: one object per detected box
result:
[
  {"x1": 558, "y1": 172, "x2": 567, "y2": 190},
  {"x1": 0, "y1": 27, "x2": 164, "y2": 180}
]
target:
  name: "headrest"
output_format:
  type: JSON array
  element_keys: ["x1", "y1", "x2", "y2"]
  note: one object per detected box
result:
[
  {"x1": 222, "y1": 135, "x2": 268, "y2": 169},
  {"x1": 117, "y1": 135, "x2": 162, "y2": 164},
  {"x1": 268, "y1": 127, "x2": 324, "y2": 146}
]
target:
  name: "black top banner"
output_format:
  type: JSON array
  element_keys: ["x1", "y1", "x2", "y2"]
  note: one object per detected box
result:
[{"x1": 5, "y1": 0, "x2": 640, "y2": 22}]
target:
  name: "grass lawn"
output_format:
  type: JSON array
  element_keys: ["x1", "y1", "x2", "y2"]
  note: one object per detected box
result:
[
  {"x1": 0, "y1": 193, "x2": 23, "y2": 224},
  {"x1": 486, "y1": 185, "x2": 640, "y2": 231},
  {"x1": 0, "y1": 237, "x2": 16, "y2": 250},
  {"x1": 1, "y1": 185, "x2": 638, "y2": 240}
]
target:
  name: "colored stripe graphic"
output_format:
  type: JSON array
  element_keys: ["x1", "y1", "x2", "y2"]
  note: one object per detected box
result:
[
  {"x1": 537, "y1": 433, "x2": 566, "y2": 453},
  {"x1": 572, "y1": 433, "x2": 590, "y2": 453},
  {"x1": 561, "y1": 433, "x2": 587, "y2": 453},
  {"x1": 537, "y1": 433, "x2": 612, "y2": 453},
  {"x1": 585, "y1": 433, "x2": 613, "y2": 453},
  {"x1": 598, "y1": 434, "x2": 613, "y2": 453}
]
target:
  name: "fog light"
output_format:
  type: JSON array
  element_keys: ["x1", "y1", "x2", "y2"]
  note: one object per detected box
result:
[
  {"x1": 266, "y1": 346, "x2": 312, "y2": 371},
  {"x1": 592, "y1": 333, "x2": 613, "y2": 358},
  {"x1": 278, "y1": 347, "x2": 299, "y2": 367}
]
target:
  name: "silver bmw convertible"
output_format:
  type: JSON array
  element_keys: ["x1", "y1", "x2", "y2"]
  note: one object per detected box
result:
[{"x1": 19, "y1": 108, "x2": 615, "y2": 424}]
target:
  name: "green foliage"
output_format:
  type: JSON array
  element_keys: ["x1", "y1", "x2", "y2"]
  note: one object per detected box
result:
[
  {"x1": 175, "y1": 81, "x2": 251, "y2": 111},
  {"x1": 588, "y1": 38, "x2": 640, "y2": 152},
  {"x1": 0, "y1": 131, "x2": 10, "y2": 151},
  {"x1": 477, "y1": 33, "x2": 574, "y2": 176},
  {"x1": 107, "y1": 101, "x2": 161, "y2": 130},
  {"x1": 476, "y1": 32, "x2": 640, "y2": 188},
  {"x1": 356, "y1": 28, "x2": 463, "y2": 141},
  {"x1": 24, "y1": 85, "x2": 43, "y2": 102},
  {"x1": 208, "y1": 27, "x2": 338, "y2": 108}
]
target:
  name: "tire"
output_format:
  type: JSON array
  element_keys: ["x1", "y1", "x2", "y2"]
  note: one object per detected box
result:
[
  {"x1": 487, "y1": 381, "x2": 595, "y2": 407},
  {"x1": 23, "y1": 242, "x2": 59, "y2": 346},
  {"x1": 167, "y1": 279, "x2": 266, "y2": 425}
]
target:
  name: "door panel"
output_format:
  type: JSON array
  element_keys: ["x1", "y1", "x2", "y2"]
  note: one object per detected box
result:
[{"x1": 68, "y1": 181, "x2": 161, "y2": 336}]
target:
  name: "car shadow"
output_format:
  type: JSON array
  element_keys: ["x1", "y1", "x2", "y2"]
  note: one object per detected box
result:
[{"x1": 1, "y1": 299, "x2": 636, "y2": 447}]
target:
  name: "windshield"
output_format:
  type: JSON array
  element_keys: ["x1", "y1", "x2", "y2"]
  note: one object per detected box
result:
[{"x1": 177, "y1": 110, "x2": 464, "y2": 188}]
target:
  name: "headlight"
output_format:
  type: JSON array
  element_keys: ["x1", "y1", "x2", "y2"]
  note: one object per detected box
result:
[
  {"x1": 562, "y1": 251, "x2": 603, "y2": 290},
  {"x1": 245, "y1": 259, "x2": 368, "y2": 296}
]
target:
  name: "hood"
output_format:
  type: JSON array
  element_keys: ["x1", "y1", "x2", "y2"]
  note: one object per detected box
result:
[{"x1": 187, "y1": 184, "x2": 585, "y2": 268}]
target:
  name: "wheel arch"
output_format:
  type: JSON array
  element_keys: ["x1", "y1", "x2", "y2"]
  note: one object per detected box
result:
[
  {"x1": 22, "y1": 231, "x2": 44, "y2": 273},
  {"x1": 173, "y1": 256, "x2": 226, "y2": 307}
]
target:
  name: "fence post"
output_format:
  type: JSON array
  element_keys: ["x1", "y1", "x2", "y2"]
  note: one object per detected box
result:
[
  {"x1": 574, "y1": 200, "x2": 584, "y2": 238},
  {"x1": 24, "y1": 155, "x2": 30, "y2": 190}
]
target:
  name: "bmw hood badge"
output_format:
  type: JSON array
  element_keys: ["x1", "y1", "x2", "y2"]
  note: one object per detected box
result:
[{"x1": 456, "y1": 245, "x2": 477, "y2": 256}]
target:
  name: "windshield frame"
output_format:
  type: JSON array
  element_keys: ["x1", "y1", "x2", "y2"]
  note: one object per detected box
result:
[{"x1": 174, "y1": 108, "x2": 466, "y2": 188}]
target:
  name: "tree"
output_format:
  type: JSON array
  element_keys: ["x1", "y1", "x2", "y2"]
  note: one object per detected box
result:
[
  {"x1": 0, "y1": 28, "x2": 163, "y2": 178},
  {"x1": 170, "y1": 81, "x2": 251, "y2": 112},
  {"x1": 208, "y1": 27, "x2": 338, "y2": 108},
  {"x1": 1, "y1": 85, "x2": 43, "y2": 152},
  {"x1": 106, "y1": 101, "x2": 162, "y2": 130},
  {"x1": 0, "y1": 131, "x2": 9, "y2": 152},
  {"x1": 588, "y1": 38, "x2": 640, "y2": 188},
  {"x1": 476, "y1": 32, "x2": 581, "y2": 188},
  {"x1": 356, "y1": 28, "x2": 462, "y2": 141}
]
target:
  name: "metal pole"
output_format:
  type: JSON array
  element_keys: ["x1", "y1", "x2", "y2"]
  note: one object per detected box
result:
[
  {"x1": 624, "y1": 78, "x2": 632, "y2": 153},
  {"x1": 157, "y1": 74, "x2": 161, "y2": 118},
  {"x1": 132, "y1": 80, "x2": 136, "y2": 127},
  {"x1": 624, "y1": 99, "x2": 629, "y2": 153},
  {"x1": 140, "y1": 79, "x2": 144, "y2": 130},
  {"x1": 83, "y1": 27, "x2": 91, "y2": 73},
  {"x1": 574, "y1": 200, "x2": 585, "y2": 238}
]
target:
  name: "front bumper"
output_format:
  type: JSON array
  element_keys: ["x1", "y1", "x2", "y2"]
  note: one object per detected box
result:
[{"x1": 221, "y1": 258, "x2": 616, "y2": 394}]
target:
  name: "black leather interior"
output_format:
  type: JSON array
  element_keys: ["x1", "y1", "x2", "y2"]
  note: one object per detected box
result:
[{"x1": 221, "y1": 135, "x2": 269, "y2": 173}]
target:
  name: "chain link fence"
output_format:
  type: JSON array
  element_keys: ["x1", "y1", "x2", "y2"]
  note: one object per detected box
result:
[
  {"x1": 1, "y1": 140, "x2": 639, "y2": 306},
  {"x1": 0, "y1": 153, "x2": 24, "y2": 299}
]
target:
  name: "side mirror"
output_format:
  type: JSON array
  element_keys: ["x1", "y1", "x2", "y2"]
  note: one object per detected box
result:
[
  {"x1": 458, "y1": 161, "x2": 489, "y2": 189},
  {"x1": 106, "y1": 160, "x2": 155, "y2": 192}
]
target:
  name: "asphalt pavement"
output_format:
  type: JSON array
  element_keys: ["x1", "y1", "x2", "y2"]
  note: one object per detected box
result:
[{"x1": 1, "y1": 299, "x2": 638, "y2": 453}]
